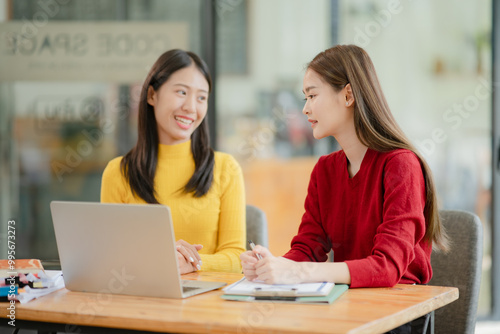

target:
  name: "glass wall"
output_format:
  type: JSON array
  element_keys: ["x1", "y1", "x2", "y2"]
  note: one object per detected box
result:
[
  {"x1": 215, "y1": 0, "x2": 493, "y2": 317},
  {"x1": 0, "y1": 0, "x2": 495, "y2": 320},
  {"x1": 0, "y1": 0, "x2": 205, "y2": 262},
  {"x1": 215, "y1": 0, "x2": 337, "y2": 261},
  {"x1": 338, "y1": 0, "x2": 492, "y2": 316}
]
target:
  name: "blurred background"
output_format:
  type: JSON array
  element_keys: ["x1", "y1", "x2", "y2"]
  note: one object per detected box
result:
[{"x1": 0, "y1": 0, "x2": 497, "y2": 326}]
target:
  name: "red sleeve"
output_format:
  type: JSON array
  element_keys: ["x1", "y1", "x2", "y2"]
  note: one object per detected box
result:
[
  {"x1": 346, "y1": 152, "x2": 427, "y2": 287},
  {"x1": 283, "y1": 157, "x2": 330, "y2": 262}
]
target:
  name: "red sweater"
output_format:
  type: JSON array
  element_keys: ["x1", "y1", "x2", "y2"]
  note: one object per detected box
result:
[{"x1": 283, "y1": 148, "x2": 432, "y2": 288}]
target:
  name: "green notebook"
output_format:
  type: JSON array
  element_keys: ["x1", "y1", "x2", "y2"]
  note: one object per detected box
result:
[{"x1": 221, "y1": 284, "x2": 349, "y2": 304}]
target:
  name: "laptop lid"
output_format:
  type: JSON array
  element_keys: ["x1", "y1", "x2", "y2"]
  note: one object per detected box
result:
[{"x1": 50, "y1": 201, "x2": 224, "y2": 299}]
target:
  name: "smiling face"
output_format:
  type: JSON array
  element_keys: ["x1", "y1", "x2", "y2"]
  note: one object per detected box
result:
[
  {"x1": 147, "y1": 63, "x2": 210, "y2": 145},
  {"x1": 302, "y1": 69, "x2": 354, "y2": 140}
]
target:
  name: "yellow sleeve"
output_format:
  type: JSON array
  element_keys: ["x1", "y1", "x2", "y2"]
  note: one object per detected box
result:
[
  {"x1": 199, "y1": 154, "x2": 246, "y2": 273},
  {"x1": 100, "y1": 157, "x2": 128, "y2": 203}
]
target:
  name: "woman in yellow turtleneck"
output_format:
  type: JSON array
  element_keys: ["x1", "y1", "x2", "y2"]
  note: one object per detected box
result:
[{"x1": 100, "y1": 50, "x2": 245, "y2": 273}]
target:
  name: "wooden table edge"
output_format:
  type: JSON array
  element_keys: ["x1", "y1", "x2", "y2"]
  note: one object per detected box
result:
[{"x1": 1, "y1": 275, "x2": 460, "y2": 334}]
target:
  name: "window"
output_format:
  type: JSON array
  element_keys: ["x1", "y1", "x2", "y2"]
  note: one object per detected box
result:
[{"x1": 0, "y1": 0, "x2": 205, "y2": 262}]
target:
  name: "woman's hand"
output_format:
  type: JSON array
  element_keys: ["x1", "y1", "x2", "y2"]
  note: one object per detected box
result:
[
  {"x1": 240, "y1": 245, "x2": 306, "y2": 284},
  {"x1": 240, "y1": 249, "x2": 260, "y2": 281},
  {"x1": 176, "y1": 239, "x2": 203, "y2": 274}
]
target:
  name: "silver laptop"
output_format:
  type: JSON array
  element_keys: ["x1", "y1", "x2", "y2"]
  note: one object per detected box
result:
[{"x1": 50, "y1": 201, "x2": 226, "y2": 298}]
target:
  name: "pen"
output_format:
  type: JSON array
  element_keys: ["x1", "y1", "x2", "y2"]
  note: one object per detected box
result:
[{"x1": 248, "y1": 240, "x2": 263, "y2": 260}]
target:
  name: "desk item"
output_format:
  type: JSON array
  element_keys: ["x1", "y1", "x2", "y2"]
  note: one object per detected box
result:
[
  {"x1": 221, "y1": 277, "x2": 344, "y2": 304},
  {"x1": 1, "y1": 269, "x2": 64, "y2": 303},
  {"x1": 0, "y1": 259, "x2": 44, "y2": 277},
  {"x1": 222, "y1": 283, "x2": 348, "y2": 304},
  {"x1": 50, "y1": 201, "x2": 226, "y2": 299},
  {"x1": 223, "y1": 277, "x2": 334, "y2": 296},
  {"x1": 16, "y1": 271, "x2": 65, "y2": 304},
  {"x1": 0, "y1": 285, "x2": 17, "y2": 299}
]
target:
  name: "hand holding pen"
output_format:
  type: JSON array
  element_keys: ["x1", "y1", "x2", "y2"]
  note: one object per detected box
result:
[
  {"x1": 240, "y1": 240, "x2": 267, "y2": 281},
  {"x1": 240, "y1": 244, "x2": 305, "y2": 284},
  {"x1": 248, "y1": 240, "x2": 263, "y2": 260}
]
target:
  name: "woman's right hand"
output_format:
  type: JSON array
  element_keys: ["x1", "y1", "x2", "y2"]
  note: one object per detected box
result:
[
  {"x1": 241, "y1": 245, "x2": 306, "y2": 284},
  {"x1": 176, "y1": 239, "x2": 203, "y2": 274},
  {"x1": 240, "y1": 247, "x2": 264, "y2": 281}
]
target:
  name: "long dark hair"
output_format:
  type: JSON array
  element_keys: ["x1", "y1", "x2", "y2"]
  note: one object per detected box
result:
[
  {"x1": 120, "y1": 49, "x2": 214, "y2": 203},
  {"x1": 308, "y1": 45, "x2": 449, "y2": 251}
]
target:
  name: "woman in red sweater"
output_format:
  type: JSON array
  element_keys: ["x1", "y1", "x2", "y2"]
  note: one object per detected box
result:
[{"x1": 241, "y1": 45, "x2": 449, "y2": 289}]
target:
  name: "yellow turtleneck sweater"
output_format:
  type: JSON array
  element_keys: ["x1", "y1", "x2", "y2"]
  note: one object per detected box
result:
[{"x1": 100, "y1": 140, "x2": 245, "y2": 273}]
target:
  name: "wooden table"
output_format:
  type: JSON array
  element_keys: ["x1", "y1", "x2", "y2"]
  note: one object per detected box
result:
[{"x1": 1, "y1": 272, "x2": 458, "y2": 334}]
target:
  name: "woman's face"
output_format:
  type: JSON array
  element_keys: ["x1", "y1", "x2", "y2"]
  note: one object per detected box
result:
[
  {"x1": 147, "y1": 63, "x2": 209, "y2": 145},
  {"x1": 302, "y1": 69, "x2": 353, "y2": 140}
]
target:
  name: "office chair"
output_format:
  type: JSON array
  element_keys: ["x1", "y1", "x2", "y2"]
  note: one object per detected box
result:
[
  {"x1": 245, "y1": 205, "x2": 269, "y2": 249},
  {"x1": 429, "y1": 210, "x2": 483, "y2": 334}
]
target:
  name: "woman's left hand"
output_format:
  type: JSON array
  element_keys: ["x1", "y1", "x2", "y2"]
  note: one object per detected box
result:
[
  {"x1": 175, "y1": 239, "x2": 203, "y2": 273},
  {"x1": 252, "y1": 245, "x2": 306, "y2": 284}
]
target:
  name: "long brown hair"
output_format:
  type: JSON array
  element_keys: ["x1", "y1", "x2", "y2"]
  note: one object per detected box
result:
[
  {"x1": 120, "y1": 49, "x2": 215, "y2": 203},
  {"x1": 308, "y1": 44, "x2": 448, "y2": 251}
]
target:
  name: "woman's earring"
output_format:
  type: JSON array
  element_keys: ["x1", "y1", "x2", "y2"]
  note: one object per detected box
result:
[{"x1": 345, "y1": 102, "x2": 349, "y2": 106}]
